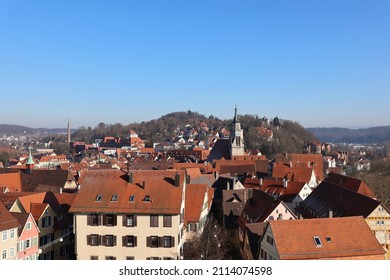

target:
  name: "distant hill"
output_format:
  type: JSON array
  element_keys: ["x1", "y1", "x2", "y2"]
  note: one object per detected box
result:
[
  {"x1": 307, "y1": 126, "x2": 390, "y2": 144},
  {"x1": 0, "y1": 124, "x2": 76, "y2": 135},
  {"x1": 72, "y1": 111, "x2": 318, "y2": 159}
]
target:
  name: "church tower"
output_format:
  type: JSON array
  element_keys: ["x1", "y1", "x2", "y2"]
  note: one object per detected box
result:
[{"x1": 230, "y1": 106, "x2": 245, "y2": 157}]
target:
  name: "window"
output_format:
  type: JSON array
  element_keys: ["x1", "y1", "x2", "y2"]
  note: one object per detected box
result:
[
  {"x1": 147, "y1": 257, "x2": 160, "y2": 260},
  {"x1": 111, "y1": 194, "x2": 118, "y2": 202},
  {"x1": 163, "y1": 236, "x2": 174, "y2": 248},
  {"x1": 104, "y1": 235, "x2": 116, "y2": 247},
  {"x1": 60, "y1": 245, "x2": 68, "y2": 256},
  {"x1": 150, "y1": 215, "x2": 158, "y2": 227},
  {"x1": 2, "y1": 249, "x2": 6, "y2": 260},
  {"x1": 123, "y1": 235, "x2": 137, "y2": 247},
  {"x1": 33, "y1": 237, "x2": 38, "y2": 247},
  {"x1": 163, "y1": 215, "x2": 172, "y2": 227},
  {"x1": 105, "y1": 256, "x2": 116, "y2": 260},
  {"x1": 129, "y1": 195, "x2": 135, "y2": 202},
  {"x1": 89, "y1": 214, "x2": 100, "y2": 226},
  {"x1": 57, "y1": 214, "x2": 63, "y2": 221},
  {"x1": 95, "y1": 194, "x2": 103, "y2": 201},
  {"x1": 9, "y1": 247, "x2": 15, "y2": 258},
  {"x1": 90, "y1": 256, "x2": 98, "y2": 260},
  {"x1": 326, "y1": 237, "x2": 332, "y2": 242},
  {"x1": 126, "y1": 256, "x2": 135, "y2": 260},
  {"x1": 104, "y1": 214, "x2": 117, "y2": 226},
  {"x1": 144, "y1": 195, "x2": 151, "y2": 202},
  {"x1": 31, "y1": 254, "x2": 36, "y2": 260},
  {"x1": 147, "y1": 236, "x2": 159, "y2": 248},
  {"x1": 10, "y1": 229, "x2": 15, "y2": 239},
  {"x1": 124, "y1": 215, "x2": 136, "y2": 227},
  {"x1": 40, "y1": 234, "x2": 53, "y2": 246},
  {"x1": 42, "y1": 216, "x2": 51, "y2": 228},
  {"x1": 88, "y1": 234, "x2": 100, "y2": 246},
  {"x1": 2, "y1": 230, "x2": 7, "y2": 241},
  {"x1": 25, "y1": 239, "x2": 31, "y2": 249},
  {"x1": 163, "y1": 257, "x2": 174, "y2": 260},
  {"x1": 266, "y1": 236, "x2": 274, "y2": 246},
  {"x1": 313, "y1": 236, "x2": 322, "y2": 247}
]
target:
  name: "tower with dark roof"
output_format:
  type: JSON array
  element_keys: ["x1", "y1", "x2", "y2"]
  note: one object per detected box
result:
[{"x1": 230, "y1": 106, "x2": 245, "y2": 157}]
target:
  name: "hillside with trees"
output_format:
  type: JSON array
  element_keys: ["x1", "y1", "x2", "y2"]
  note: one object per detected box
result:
[
  {"x1": 72, "y1": 111, "x2": 318, "y2": 159},
  {"x1": 308, "y1": 126, "x2": 390, "y2": 144}
]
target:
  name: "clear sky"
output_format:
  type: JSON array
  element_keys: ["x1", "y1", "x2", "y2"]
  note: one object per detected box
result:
[{"x1": 0, "y1": 0, "x2": 389, "y2": 129}]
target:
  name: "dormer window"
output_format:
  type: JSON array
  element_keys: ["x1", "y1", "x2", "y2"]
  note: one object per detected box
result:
[
  {"x1": 313, "y1": 236, "x2": 322, "y2": 247},
  {"x1": 144, "y1": 195, "x2": 151, "y2": 202},
  {"x1": 111, "y1": 194, "x2": 118, "y2": 202},
  {"x1": 129, "y1": 195, "x2": 135, "y2": 202},
  {"x1": 326, "y1": 237, "x2": 332, "y2": 242},
  {"x1": 96, "y1": 194, "x2": 103, "y2": 202}
]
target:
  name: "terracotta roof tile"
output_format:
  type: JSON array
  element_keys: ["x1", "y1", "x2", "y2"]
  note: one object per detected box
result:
[
  {"x1": 297, "y1": 181, "x2": 381, "y2": 218},
  {"x1": 268, "y1": 217, "x2": 385, "y2": 259},
  {"x1": 325, "y1": 172, "x2": 376, "y2": 199},
  {"x1": 184, "y1": 184, "x2": 208, "y2": 223},
  {"x1": 0, "y1": 172, "x2": 22, "y2": 192},
  {"x1": 0, "y1": 202, "x2": 20, "y2": 231},
  {"x1": 70, "y1": 170, "x2": 184, "y2": 214}
]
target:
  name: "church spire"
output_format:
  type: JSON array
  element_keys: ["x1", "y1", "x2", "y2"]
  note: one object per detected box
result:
[
  {"x1": 233, "y1": 105, "x2": 238, "y2": 124},
  {"x1": 26, "y1": 146, "x2": 34, "y2": 174}
]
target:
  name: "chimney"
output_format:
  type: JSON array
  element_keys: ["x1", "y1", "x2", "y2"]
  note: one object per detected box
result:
[
  {"x1": 142, "y1": 181, "x2": 145, "y2": 189},
  {"x1": 328, "y1": 209, "x2": 333, "y2": 218},
  {"x1": 174, "y1": 173, "x2": 180, "y2": 187},
  {"x1": 283, "y1": 178, "x2": 288, "y2": 188},
  {"x1": 128, "y1": 172, "x2": 133, "y2": 184},
  {"x1": 67, "y1": 121, "x2": 71, "y2": 144}
]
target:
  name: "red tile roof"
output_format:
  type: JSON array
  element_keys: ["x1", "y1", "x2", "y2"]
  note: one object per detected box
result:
[
  {"x1": 243, "y1": 178, "x2": 306, "y2": 202},
  {"x1": 276, "y1": 154, "x2": 324, "y2": 181},
  {"x1": 0, "y1": 172, "x2": 22, "y2": 192},
  {"x1": 325, "y1": 173, "x2": 376, "y2": 199},
  {"x1": 267, "y1": 216, "x2": 385, "y2": 259},
  {"x1": 0, "y1": 202, "x2": 20, "y2": 231},
  {"x1": 70, "y1": 170, "x2": 184, "y2": 214},
  {"x1": 184, "y1": 184, "x2": 209, "y2": 224}
]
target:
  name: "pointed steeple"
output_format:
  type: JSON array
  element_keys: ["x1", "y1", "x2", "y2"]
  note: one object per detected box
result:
[
  {"x1": 233, "y1": 105, "x2": 238, "y2": 124},
  {"x1": 230, "y1": 106, "x2": 245, "y2": 157},
  {"x1": 26, "y1": 146, "x2": 34, "y2": 173}
]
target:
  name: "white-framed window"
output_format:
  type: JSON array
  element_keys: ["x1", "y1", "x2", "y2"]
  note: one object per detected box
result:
[
  {"x1": 2, "y1": 230, "x2": 7, "y2": 241},
  {"x1": 31, "y1": 254, "x2": 36, "y2": 260},
  {"x1": 26, "y1": 222, "x2": 32, "y2": 230},
  {"x1": 32, "y1": 236, "x2": 38, "y2": 247},
  {"x1": 10, "y1": 229, "x2": 15, "y2": 239},
  {"x1": 9, "y1": 247, "x2": 15, "y2": 258},
  {"x1": 2, "y1": 249, "x2": 7, "y2": 260},
  {"x1": 42, "y1": 216, "x2": 51, "y2": 227},
  {"x1": 19, "y1": 241, "x2": 24, "y2": 252}
]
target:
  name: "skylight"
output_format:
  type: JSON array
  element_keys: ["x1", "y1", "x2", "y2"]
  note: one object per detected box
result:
[
  {"x1": 95, "y1": 194, "x2": 103, "y2": 202},
  {"x1": 111, "y1": 194, "x2": 118, "y2": 202},
  {"x1": 313, "y1": 236, "x2": 322, "y2": 247},
  {"x1": 326, "y1": 237, "x2": 332, "y2": 242},
  {"x1": 129, "y1": 195, "x2": 135, "y2": 202}
]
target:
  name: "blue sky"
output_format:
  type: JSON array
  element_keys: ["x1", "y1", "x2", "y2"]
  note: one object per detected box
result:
[{"x1": 0, "y1": 0, "x2": 389, "y2": 129}]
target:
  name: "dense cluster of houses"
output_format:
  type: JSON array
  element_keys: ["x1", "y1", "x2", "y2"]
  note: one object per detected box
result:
[{"x1": 0, "y1": 109, "x2": 389, "y2": 260}]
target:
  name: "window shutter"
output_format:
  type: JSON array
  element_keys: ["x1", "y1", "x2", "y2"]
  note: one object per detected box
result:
[
  {"x1": 101, "y1": 235, "x2": 106, "y2": 246},
  {"x1": 102, "y1": 215, "x2": 107, "y2": 226},
  {"x1": 122, "y1": 216, "x2": 126, "y2": 227},
  {"x1": 122, "y1": 236, "x2": 126, "y2": 247},
  {"x1": 87, "y1": 235, "x2": 91, "y2": 246},
  {"x1": 87, "y1": 215, "x2": 91, "y2": 226},
  {"x1": 171, "y1": 237, "x2": 175, "y2": 248},
  {"x1": 146, "y1": 237, "x2": 151, "y2": 247},
  {"x1": 134, "y1": 236, "x2": 137, "y2": 247},
  {"x1": 98, "y1": 214, "x2": 102, "y2": 226},
  {"x1": 113, "y1": 215, "x2": 117, "y2": 226},
  {"x1": 134, "y1": 215, "x2": 137, "y2": 227},
  {"x1": 158, "y1": 237, "x2": 164, "y2": 248},
  {"x1": 113, "y1": 235, "x2": 117, "y2": 246}
]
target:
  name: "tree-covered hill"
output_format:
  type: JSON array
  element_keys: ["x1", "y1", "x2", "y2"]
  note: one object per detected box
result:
[{"x1": 72, "y1": 111, "x2": 318, "y2": 159}]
